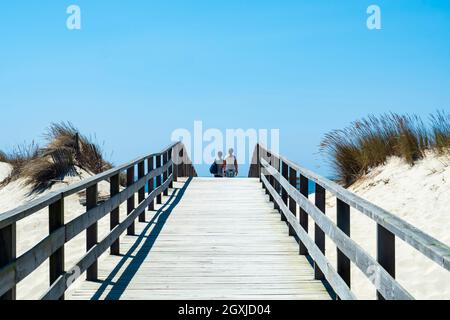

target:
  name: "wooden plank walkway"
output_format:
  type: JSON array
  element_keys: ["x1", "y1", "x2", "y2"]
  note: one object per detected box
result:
[{"x1": 66, "y1": 177, "x2": 331, "y2": 300}]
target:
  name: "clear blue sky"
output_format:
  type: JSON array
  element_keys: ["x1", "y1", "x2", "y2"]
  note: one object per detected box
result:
[{"x1": 1, "y1": 1, "x2": 449, "y2": 176}]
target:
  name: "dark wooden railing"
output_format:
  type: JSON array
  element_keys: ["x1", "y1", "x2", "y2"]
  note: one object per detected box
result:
[
  {"x1": 249, "y1": 144, "x2": 450, "y2": 300},
  {"x1": 0, "y1": 142, "x2": 196, "y2": 300}
]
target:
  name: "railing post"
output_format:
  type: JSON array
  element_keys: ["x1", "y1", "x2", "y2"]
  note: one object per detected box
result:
[
  {"x1": 281, "y1": 161, "x2": 289, "y2": 223},
  {"x1": 189, "y1": 163, "x2": 193, "y2": 177},
  {"x1": 110, "y1": 174, "x2": 120, "y2": 255},
  {"x1": 49, "y1": 197, "x2": 65, "y2": 300},
  {"x1": 127, "y1": 166, "x2": 136, "y2": 235},
  {"x1": 148, "y1": 156, "x2": 155, "y2": 211},
  {"x1": 156, "y1": 155, "x2": 162, "y2": 204},
  {"x1": 299, "y1": 174, "x2": 309, "y2": 255},
  {"x1": 169, "y1": 148, "x2": 174, "y2": 188},
  {"x1": 273, "y1": 156, "x2": 280, "y2": 211},
  {"x1": 86, "y1": 184, "x2": 98, "y2": 281},
  {"x1": 266, "y1": 152, "x2": 272, "y2": 197},
  {"x1": 163, "y1": 151, "x2": 169, "y2": 196},
  {"x1": 178, "y1": 148, "x2": 184, "y2": 178},
  {"x1": 0, "y1": 223, "x2": 16, "y2": 300},
  {"x1": 337, "y1": 198, "x2": 351, "y2": 289},
  {"x1": 288, "y1": 167, "x2": 297, "y2": 237},
  {"x1": 377, "y1": 225, "x2": 395, "y2": 300},
  {"x1": 172, "y1": 147, "x2": 178, "y2": 183},
  {"x1": 182, "y1": 146, "x2": 187, "y2": 178},
  {"x1": 261, "y1": 149, "x2": 267, "y2": 192},
  {"x1": 138, "y1": 161, "x2": 146, "y2": 222},
  {"x1": 257, "y1": 144, "x2": 261, "y2": 182},
  {"x1": 314, "y1": 184, "x2": 326, "y2": 280}
]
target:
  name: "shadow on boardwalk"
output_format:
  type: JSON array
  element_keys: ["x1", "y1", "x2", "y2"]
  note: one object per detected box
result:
[{"x1": 91, "y1": 178, "x2": 192, "y2": 300}]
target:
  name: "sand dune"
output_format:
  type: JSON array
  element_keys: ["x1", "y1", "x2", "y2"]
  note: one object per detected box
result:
[
  {"x1": 0, "y1": 164, "x2": 131, "y2": 300},
  {"x1": 0, "y1": 162, "x2": 12, "y2": 184},
  {"x1": 1, "y1": 152, "x2": 449, "y2": 300},
  {"x1": 309, "y1": 152, "x2": 450, "y2": 300}
]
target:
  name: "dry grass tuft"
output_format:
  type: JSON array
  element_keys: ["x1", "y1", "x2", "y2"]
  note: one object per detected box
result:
[
  {"x1": 0, "y1": 150, "x2": 8, "y2": 163},
  {"x1": 0, "y1": 122, "x2": 113, "y2": 192},
  {"x1": 320, "y1": 111, "x2": 449, "y2": 186},
  {"x1": 0, "y1": 142, "x2": 40, "y2": 186},
  {"x1": 430, "y1": 110, "x2": 450, "y2": 154},
  {"x1": 43, "y1": 122, "x2": 112, "y2": 175}
]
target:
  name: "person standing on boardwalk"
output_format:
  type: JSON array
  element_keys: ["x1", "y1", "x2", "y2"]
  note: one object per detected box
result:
[
  {"x1": 224, "y1": 148, "x2": 238, "y2": 177},
  {"x1": 212, "y1": 151, "x2": 225, "y2": 178}
]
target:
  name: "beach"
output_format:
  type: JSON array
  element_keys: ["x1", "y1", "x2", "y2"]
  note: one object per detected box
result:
[
  {"x1": 1, "y1": 152, "x2": 449, "y2": 300},
  {"x1": 0, "y1": 164, "x2": 134, "y2": 300},
  {"x1": 308, "y1": 153, "x2": 450, "y2": 299}
]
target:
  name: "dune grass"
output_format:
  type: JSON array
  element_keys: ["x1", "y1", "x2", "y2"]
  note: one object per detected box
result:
[
  {"x1": 430, "y1": 110, "x2": 450, "y2": 154},
  {"x1": 0, "y1": 142, "x2": 40, "y2": 186},
  {"x1": 0, "y1": 151, "x2": 7, "y2": 163},
  {"x1": 320, "y1": 111, "x2": 450, "y2": 186},
  {"x1": 43, "y1": 122, "x2": 113, "y2": 175},
  {"x1": 0, "y1": 122, "x2": 112, "y2": 192}
]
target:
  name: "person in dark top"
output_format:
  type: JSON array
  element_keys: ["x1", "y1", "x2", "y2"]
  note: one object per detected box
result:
[{"x1": 214, "y1": 151, "x2": 224, "y2": 177}]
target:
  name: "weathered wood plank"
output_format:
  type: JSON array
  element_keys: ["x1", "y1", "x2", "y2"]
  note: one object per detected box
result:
[
  {"x1": 156, "y1": 155, "x2": 162, "y2": 204},
  {"x1": 42, "y1": 176, "x2": 173, "y2": 300},
  {"x1": 262, "y1": 174, "x2": 355, "y2": 300},
  {"x1": 299, "y1": 174, "x2": 309, "y2": 255},
  {"x1": 337, "y1": 198, "x2": 350, "y2": 288},
  {"x1": 314, "y1": 184, "x2": 326, "y2": 281},
  {"x1": 281, "y1": 161, "x2": 289, "y2": 223},
  {"x1": 110, "y1": 174, "x2": 120, "y2": 255},
  {"x1": 168, "y1": 149, "x2": 174, "y2": 188},
  {"x1": 127, "y1": 166, "x2": 136, "y2": 235},
  {"x1": 0, "y1": 227, "x2": 65, "y2": 298},
  {"x1": 49, "y1": 198, "x2": 65, "y2": 300},
  {"x1": 377, "y1": 224, "x2": 395, "y2": 300},
  {"x1": 148, "y1": 156, "x2": 155, "y2": 211},
  {"x1": 65, "y1": 160, "x2": 172, "y2": 242},
  {"x1": 261, "y1": 158, "x2": 413, "y2": 300},
  {"x1": 86, "y1": 184, "x2": 98, "y2": 281},
  {"x1": 65, "y1": 177, "x2": 330, "y2": 301},
  {"x1": 0, "y1": 143, "x2": 181, "y2": 227},
  {"x1": 0, "y1": 223, "x2": 16, "y2": 300},
  {"x1": 256, "y1": 146, "x2": 450, "y2": 271},
  {"x1": 288, "y1": 167, "x2": 297, "y2": 237},
  {"x1": 0, "y1": 143, "x2": 184, "y2": 300},
  {"x1": 138, "y1": 161, "x2": 146, "y2": 222},
  {"x1": 163, "y1": 152, "x2": 169, "y2": 196}
]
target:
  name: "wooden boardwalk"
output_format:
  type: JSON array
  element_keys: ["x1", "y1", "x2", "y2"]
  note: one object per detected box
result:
[
  {"x1": 2, "y1": 142, "x2": 449, "y2": 300},
  {"x1": 66, "y1": 178, "x2": 331, "y2": 300}
]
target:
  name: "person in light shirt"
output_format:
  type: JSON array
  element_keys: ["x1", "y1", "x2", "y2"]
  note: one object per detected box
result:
[{"x1": 223, "y1": 148, "x2": 238, "y2": 177}]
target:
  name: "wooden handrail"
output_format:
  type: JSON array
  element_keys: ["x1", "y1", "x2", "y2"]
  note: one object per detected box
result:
[
  {"x1": 251, "y1": 144, "x2": 450, "y2": 300},
  {"x1": 0, "y1": 142, "x2": 197, "y2": 300},
  {"x1": 41, "y1": 175, "x2": 173, "y2": 300},
  {"x1": 0, "y1": 142, "x2": 180, "y2": 229},
  {"x1": 261, "y1": 173, "x2": 356, "y2": 300}
]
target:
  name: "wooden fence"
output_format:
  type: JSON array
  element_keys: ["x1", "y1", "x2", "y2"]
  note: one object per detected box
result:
[
  {"x1": 0, "y1": 142, "x2": 196, "y2": 300},
  {"x1": 249, "y1": 144, "x2": 450, "y2": 300}
]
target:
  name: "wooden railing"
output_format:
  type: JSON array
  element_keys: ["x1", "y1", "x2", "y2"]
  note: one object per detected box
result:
[
  {"x1": 0, "y1": 142, "x2": 196, "y2": 300},
  {"x1": 249, "y1": 144, "x2": 450, "y2": 300}
]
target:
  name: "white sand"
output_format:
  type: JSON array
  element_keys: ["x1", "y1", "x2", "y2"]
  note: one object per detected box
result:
[
  {"x1": 1, "y1": 153, "x2": 449, "y2": 300},
  {"x1": 308, "y1": 152, "x2": 450, "y2": 300},
  {"x1": 0, "y1": 166, "x2": 131, "y2": 300},
  {"x1": 0, "y1": 162, "x2": 12, "y2": 184}
]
